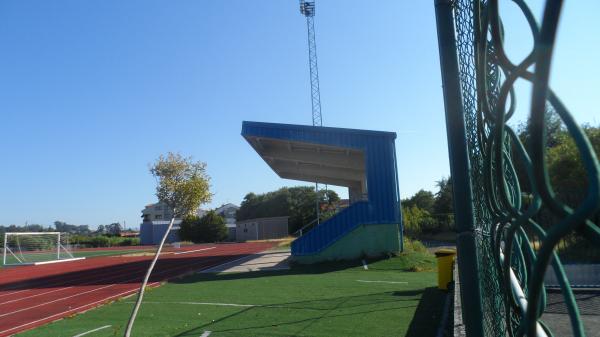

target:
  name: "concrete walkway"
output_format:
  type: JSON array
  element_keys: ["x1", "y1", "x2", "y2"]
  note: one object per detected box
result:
[{"x1": 200, "y1": 250, "x2": 290, "y2": 273}]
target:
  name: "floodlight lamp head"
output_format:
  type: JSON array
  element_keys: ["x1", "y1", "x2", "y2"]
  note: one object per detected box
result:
[{"x1": 299, "y1": 0, "x2": 315, "y2": 17}]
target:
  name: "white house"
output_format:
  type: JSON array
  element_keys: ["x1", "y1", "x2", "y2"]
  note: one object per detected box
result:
[
  {"x1": 141, "y1": 202, "x2": 175, "y2": 222},
  {"x1": 213, "y1": 203, "x2": 239, "y2": 240}
]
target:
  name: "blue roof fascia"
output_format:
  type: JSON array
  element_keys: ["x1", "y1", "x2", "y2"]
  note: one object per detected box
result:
[{"x1": 241, "y1": 121, "x2": 397, "y2": 142}]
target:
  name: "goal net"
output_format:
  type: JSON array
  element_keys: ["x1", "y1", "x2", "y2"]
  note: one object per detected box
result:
[{"x1": 2, "y1": 232, "x2": 82, "y2": 266}]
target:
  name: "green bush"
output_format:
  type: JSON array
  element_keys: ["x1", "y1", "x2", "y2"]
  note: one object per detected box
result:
[
  {"x1": 179, "y1": 211, "x2": 227, "y2": 243},
  {"x1": 89, "y1": 236, "x2": 110, "y2": 247},
  {"x1": 402, "y1": 205, "x2": 438, "y2": 237},
  {"x1": 117, "y1": 237, "x2": 140, "y2": 246},
  {"x1": 403, "y1": 237, "x2": 428, "y2": 254}
]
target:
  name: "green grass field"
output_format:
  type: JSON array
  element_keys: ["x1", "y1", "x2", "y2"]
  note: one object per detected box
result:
[
  {"x1": 17, "y1": 249, "x2": 445, "y2": 337},
  {"x1": 71, "y1": 248, "x2": 154, "y2": 259}
]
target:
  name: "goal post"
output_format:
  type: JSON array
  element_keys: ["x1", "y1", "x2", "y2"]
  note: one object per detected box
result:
[{"x1": 2, "y1": 232, "x2": 85, "y2": 266}]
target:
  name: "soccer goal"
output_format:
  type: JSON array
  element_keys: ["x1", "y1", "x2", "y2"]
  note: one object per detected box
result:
[{"x1": 2, "y1": 232, "x2": 85, "y2": 266}]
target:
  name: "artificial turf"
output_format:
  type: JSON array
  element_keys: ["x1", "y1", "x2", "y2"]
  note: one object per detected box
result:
[
  {"x1": 16, "y1": 253, "x2": 445, "y2": 337},
  {"x1": 71, "y1": 248, "x2": 155, "y2": 259}
]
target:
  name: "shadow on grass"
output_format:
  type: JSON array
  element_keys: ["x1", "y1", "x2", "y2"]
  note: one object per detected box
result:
[
  {"x1": 405, "y1": 287, "x2": 447, "y2": 337},
  {"x1": 170, "y1": 254, "x2": 433, "y2": 287},
  {"x1": 171, "y1": 289, "x2": 425, "y2": 337}
]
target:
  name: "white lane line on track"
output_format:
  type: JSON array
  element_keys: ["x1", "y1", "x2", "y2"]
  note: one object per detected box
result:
[
  {"x1": 0, "y1": 289, "x2": 29, "y2": 299},
  {"x1": 0, "y1": 261, "x2": 157, "y2": 306},
  {"x1": 0, "y1": 286, "x2": 145, "y2": 336},
  {"x1": 72, "y1": 325, "x2": 112, "y2": 337},
  {"x1": 0, "y1": 254, "x2": 218, "y2": 317},
  {"x1": 173, "y1": 247, "x2": 216, "y2": 255},
  {"x1": 0, "y1": 271, "x2": 118, "y2": 300},
  {"x1": 0, "y1": 259, "x2": 144, "y2": 298},
  {"x1": 125, "y1": 301, "x2": 256, "y2": 307},
  {"x1": 2, "y1": 250, "x2": 257, "y2": 318},
  {"x1": 0, "y1": 281, "x2": 125, "y2": 318},
  {"x1": 199, "y1": 331, "x2": 212, "y2": 337},
  {"x1": 0, "y1": 248, "x2": 260, "y2": 335},
  {"x1": 0, "y1": 262, "x2": 154, "y2": 306},
  {"x1": 0, "y1": 246, "x2": 222, "y2": 305},
  {"x1": 356, "y1": 280, "x2": 408, "y2": 284},
  {"x1": 0, "y1": 245, "x2": 220, "y2": 297},
  {"x1": 0, "y1": 286, "x2": 76, "y2": 306}
]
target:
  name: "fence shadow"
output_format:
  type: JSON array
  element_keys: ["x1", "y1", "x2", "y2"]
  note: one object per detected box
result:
[
  {"x1": 405, "y1": 287, "x2": 447, "y2": 337},
  {"x1": 171, "y1": 289, "x2": 425, "y2": 337}
]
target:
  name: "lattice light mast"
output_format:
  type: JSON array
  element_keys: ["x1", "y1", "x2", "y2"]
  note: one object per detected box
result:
[
  {"x1": 299, "y1": 0, "x2": 324, "y2": 224},
  {"x1": 299, "y1": 0, "x2": 322, "y2": 127}
]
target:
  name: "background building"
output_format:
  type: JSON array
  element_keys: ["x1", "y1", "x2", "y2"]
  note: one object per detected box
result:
[
  {"x1": 236, "y1": 216, "x2": 289, "y2": 242},
  {"x1": 141, "y1": 202, "x2": 174, "y2": 222},
  {"x1": 140, "y1": 220, "x2": 181, "y2": 245},
  {"x1": 140, "y1": 202, "x2": 240, "y2": 244},
  {"x1": 214, "y1": 203, "x2": 239, "y2": 241},
  {"x1": 140, "y1": 202, "x2": 179, "y2": 245},
  {"x1": 213, "y1": 203, "x2": 239, "y2": 224}
]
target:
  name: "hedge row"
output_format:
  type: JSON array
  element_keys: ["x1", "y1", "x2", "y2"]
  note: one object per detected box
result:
[{"x1": 69, "y1": 235, "x2": 140, "y2": 248}]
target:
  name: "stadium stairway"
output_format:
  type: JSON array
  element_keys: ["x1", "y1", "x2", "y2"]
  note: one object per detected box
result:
[{"x1": 291, "y1": 201, "x2": 401, "y2": 264}]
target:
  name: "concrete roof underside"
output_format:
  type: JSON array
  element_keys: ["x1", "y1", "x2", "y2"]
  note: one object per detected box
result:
[{"x1": 244, "y1": 136, "x2": 365, "y2": 189}]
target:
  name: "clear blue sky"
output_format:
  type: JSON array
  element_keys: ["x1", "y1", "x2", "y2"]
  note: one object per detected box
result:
[{"x1": 0, "y1": 1, "x2": 598, "y2": 229}]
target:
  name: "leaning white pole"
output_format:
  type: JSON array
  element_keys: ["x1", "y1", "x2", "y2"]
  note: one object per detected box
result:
[
  {"x1": 124, "y1": 216, "x2": 176, "y2": 337},
  {"x1": 3, "y1": 233, "x2": 7, "y2": 265},
  {"x1": 57, "y1": 232, "x2": 61, "y2": 260},
  {"x1": 498, "y1": 246, "x2": 548, "y2": 337}
]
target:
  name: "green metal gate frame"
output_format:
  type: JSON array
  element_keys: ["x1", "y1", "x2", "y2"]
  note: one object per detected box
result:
[{"x1": 434, "y1": 0, "x2": 600, "y2": 336}]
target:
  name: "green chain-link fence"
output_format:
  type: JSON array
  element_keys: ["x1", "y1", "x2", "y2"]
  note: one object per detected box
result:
[{"x1": 434, "y1": 0, "x2": 600, "y2": 336}]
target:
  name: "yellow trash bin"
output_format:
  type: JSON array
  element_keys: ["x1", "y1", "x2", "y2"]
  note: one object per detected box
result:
[{"x1": 435, "y1": 248, "x2": 456, "y2": 290}]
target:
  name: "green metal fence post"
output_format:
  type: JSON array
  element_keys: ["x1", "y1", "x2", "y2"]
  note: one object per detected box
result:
[{"x1": 434, "y1": 0, "x2": 485, "y2": 336}]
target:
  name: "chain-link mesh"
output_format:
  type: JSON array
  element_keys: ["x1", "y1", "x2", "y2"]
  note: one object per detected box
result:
[
  {"x1": 453, "y1": 1, "x2": 507, "y2": 335},
  {"x1": 448, "y1": 0, "x2": 600, "y2": 336}
]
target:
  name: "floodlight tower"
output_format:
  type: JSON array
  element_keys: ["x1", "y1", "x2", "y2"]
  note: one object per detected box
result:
[
  {"x1": 299, "y1": 0, "x2": 322, "y2": 127},
  {"x1": 299, "y1": 0, "x2": 324, "y2": 224}
]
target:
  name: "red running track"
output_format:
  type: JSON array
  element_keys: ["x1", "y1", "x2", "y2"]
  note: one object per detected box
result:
[{"x1": 0, "y1": 242, "x2": 274, "y2": 336}]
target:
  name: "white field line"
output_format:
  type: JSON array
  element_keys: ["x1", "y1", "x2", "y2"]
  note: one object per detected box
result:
[
  {"x1": 356, "y1": 280, "x2": 408, "y2": 284},
  {"x1": 34, "y1": 257, "x2": 86, "y2": 265},
  {"x1": 241, "y1": 266, "x2": 290, "y2": 271},
  {"x1": 173, "y1": 247, "x2": 216, "y2": 255},
  {"x1": 122, "y1": 300, "x2": 308, "y2": 310},
  {"x1": 72, "y1": 325, "x2": 112, "y2": 337},
  {"x1": 125, "y1": 301, "x2": 256, "y2": 307},
  {"x1": 362, "y1": 259, "x2": 369, "y2": 270},
  {"x1": 199, "y1": 331, "x2": 212, "y2": 337}
]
